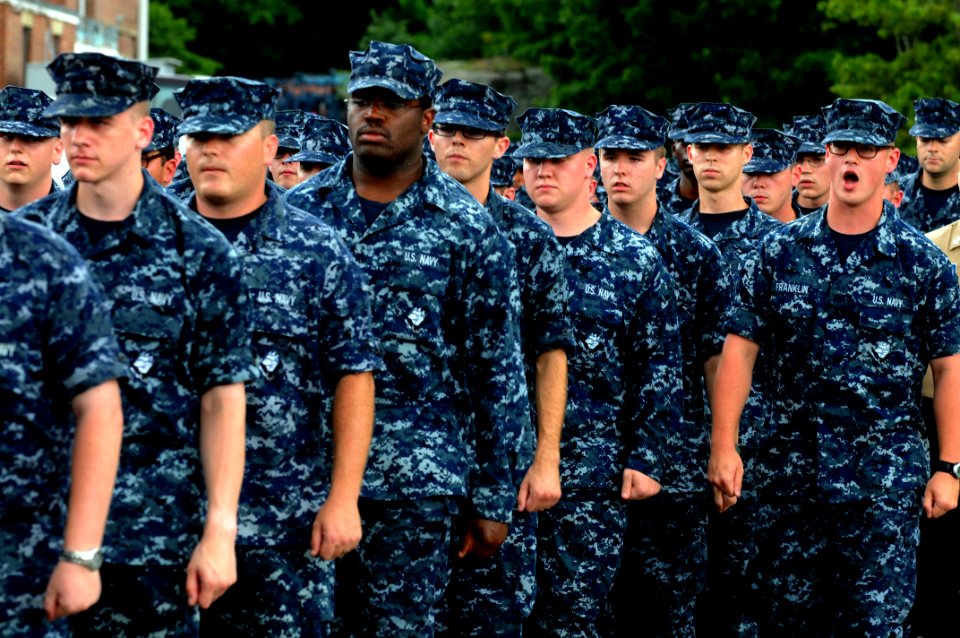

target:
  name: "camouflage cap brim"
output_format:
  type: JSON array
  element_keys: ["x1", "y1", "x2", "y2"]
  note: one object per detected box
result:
[
  {"x1": 285, "y1": 150, "x2": 339, "y2": 164},
  {"x1": 348, "y1": 77, "x2": 421, "y2": 101},
  {"x1": 0, "y1": 120, "x2": 59, "y2": 138},
  {"x1": 44, "y1": 93, "x2": 139, "y2": 118},
  {"x1": 823, "y1": 129, "x2": 893, "y2": 146},
  {"x1": 178, "y1": 114, "x2": 260, "y2": 137},
  {"x1": 594, "y1": 134, "x2": 662, "y2": 151},
  {"x1": 276, "y1": 135, "x2": 301, "y2": 151},
  {"x1": 797, "y1": 142, "x2": 826, "y2": 155},
  {"x1": 511, "y1": 141, "x2": 586, "y2": 159},
  {"x1": 909, "y1": 122, "x2": 960, "y2": 138},
  {"x1": 744, "y1": 158, "x2": 792, "y2": 174},
  {"x1": 434, "y1": 110, "x2": 503, "y2": 132},
  {"x1": 686, "y1": 131, "x2": 751, "y2": 144}
]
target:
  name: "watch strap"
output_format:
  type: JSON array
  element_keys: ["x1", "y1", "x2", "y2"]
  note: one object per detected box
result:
[{"x1": 934, "y1": 460, "x2": 960, "y2": 479}]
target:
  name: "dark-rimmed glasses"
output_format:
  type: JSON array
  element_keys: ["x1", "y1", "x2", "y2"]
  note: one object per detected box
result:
[
  {"x1": 432, "y1": 123, "x2": 499, "y2": 140},
  {"x1": 141, "y1": 152, "x2": 164, "y2": 167},
  {"x1": 826, "y1": 141, "x2": 892, "y2": 159}
]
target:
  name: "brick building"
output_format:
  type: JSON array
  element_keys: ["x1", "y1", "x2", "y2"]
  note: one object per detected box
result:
[{"x1": 0, "y1": 0, "x2": 145, "y2": 88}]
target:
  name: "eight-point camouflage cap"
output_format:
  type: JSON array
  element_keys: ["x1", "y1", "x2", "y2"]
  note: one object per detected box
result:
[
  {"x1": 490, "y1": 155, "x2": 516, "y2": 187},
  {"x1": 434, "y1": 79, "x2": 517, "y2": 131},
  {"x1": 898, "y1": 153, "x2": 919, "y2": 176},
  {"x1": 275, "y1": 110, "x2": 305, "y2": 151},
  {"x1": 595, "y1": 104, "x2": 669, "y2": 151},
  {"x1": 176, "y1": 77, "x2": 279, "y2": 136},
  {"x1": 286, "y1": 114, "x2": 350, "y2": 164},
  {"x1": 822, "y1": 98, "x2": 904, "y2": 146},
  {"x1": 668, "y1": 102, "x2": 696, "y2": 142},
  {"x1": 744, "y1": 128, "x2": 801, "y2": 174},
  {"x1": 145, "y1": 108, "x2": 181, "y2": 152},
  {"x1": 908, "y1": 98, "x2": 960, "y2": 138},
  {"x1": 685, "y1": 102, "x2": 756, "y2": 144},
  {"x1": 0, "y1": 86, "x2": 60, "y2": 137},
  {"x1": 348, "y1": 41, "x2": 442, "y2": 101},
  {"x1": 44, "y1": 53, "x2": 159, "y2": 118},
  {"x1": 785, "y1": 114, "x2": 827, "y2": 155},
  {"x1": 512, "y1": 108, "x2": 597, "y2": 159}
]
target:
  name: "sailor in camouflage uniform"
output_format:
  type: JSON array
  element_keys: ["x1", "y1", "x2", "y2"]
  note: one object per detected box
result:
[
  {"x1": 713, "y1": 98, "x2": 960, "y2": 636},
  {"x1": 491, "y1": 154, "x2": 519, "y2": 201},
  {"x1": 142, "y1": 108, "x2": 182, "y2": 188},
  {"x1": 897, "y1": 98, "x2": 960, "y2": 233},
  {"x1": 785, "y1": 114, "x2": 830, "y2": 216},
  {"x1": 287, "y1": 113, "x2": 350, "y2": 183},
  {"x1": 427, "y1": 78, "x2": 575, "y2": 638},
  {"x1": 742, "y1": 128, "x2": 803, "y2": 223},
  {"x1": 173, "y1": 76, "x2": 381, "y2": 638},
  {"x1": 656, "y1": 102, "x2": 698, "y2": 215},
  {"x1": 285, "y1": 41, "x2": 528, "y2": 637},
  {"x1": 595, "y1": 105, "x2": 731, "y2": 638},
  {"x1": 270, "y1": 109, "x2": 306, "y2": 190},
  {"x1": 0, "y1": 86, "x2": 63, "y2": 212},
  {"x1": 0, "y1": 213, "x2": 125, "y2": 636},
  {"x1": 16, "y1": 52, "x2": 259, "y2": 637},
  {"x1": 512, "y1": 108, "x2": 682, "y2": 638},
  {"x1": 678, "y1": 102, "x2": 780, "y2": 638}
]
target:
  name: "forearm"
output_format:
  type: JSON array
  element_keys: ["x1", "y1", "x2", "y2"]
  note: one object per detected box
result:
[
  {"x1": 328, "y1": 372, "x2": 375, "y2": 503},
  {"x1": 710, "y1": 335, "x2": 758, "y2": 453},
  {"x1": 703, "y1": 354, "x2": 720, "y2": 408},
  {"x1": 199, "y1": 382, "x2": 246, "y2": 537},
  {"x1": 64, "y1": 380, "x2": 123, "y2": 550},
  {"x1": 533, "y1": 349, "x2": 567, "y2": 463},
  {"x1": 932, "y1": 354, "x2": 960, "y2": 462}
]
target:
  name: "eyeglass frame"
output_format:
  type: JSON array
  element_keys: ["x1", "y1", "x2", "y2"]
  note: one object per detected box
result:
[
  {"x1": 140, "y1": 151, "x2": 166, "y2": 167},
  {"x1": 432, "y1": 122, "x2": 502, "y2": 140},
  {"x1": 825, "y1": 141, "x2": 893, "y2": 159}
]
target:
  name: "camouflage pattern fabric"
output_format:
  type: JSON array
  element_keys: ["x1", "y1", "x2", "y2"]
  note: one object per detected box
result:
[
  {"x1": 176, "y1": 77, "x2": 280, "y2": 137},
  {"x1": 0, "y1": 214, "x2": 124, "y2": 632},
  {"x1": 513, "y1": 108, "x2": 596, "y2": 159},
  {"x1": 595, "y1": 104, "x2": 669, "y2": 151},
  {"x1": 287, "y1": 115, "x2": 350, "y2": 165},
  {"x1": 16, "y1": 173, "x2": 259, "y2": 568},
  {"x1": 897, "y1": 169, "x2": 960, "y2": 232},
  {"x1": 657, "y1": 176, "x2": 696, "y2": 217},
  {"x1": 908, "y1": 97, "x2": 960, "y2": 139},
  {"x1": 0, "y1": 85, "x2": 60, "y2": 137},
  {"x1": 44, "y1": 52, "x2": 159, "y2": 118},
  {"x1": 275, "y1": 109, "x2": 306, "y2": 150},
  {"x1": 490, "y1": 156, "x2": 516, "y2": 189},
  {"x1": 434, "y1": 79, "x2": 516, "y2": 131},
  {"x1": 348, "y1": 41, "x2": 443, "y2": 100},
  {"x1": 821, "y1": 98, "x2": 905, "y2": 147},
  {"x1": 749, "y1": 491, "x2": 923, "y2": 637},
  {"x1": 146, "y1": 108, "x2": 181, "y2": 152},
  {"x1": 684, "y1": 103, "x2": 756, "y2": 145},
  {"x1": 744, "y1": 129, "x2": 801, "y2": 174},
  {"x1": 783, "y1": 114, "x2": 827, "y2": 156}
]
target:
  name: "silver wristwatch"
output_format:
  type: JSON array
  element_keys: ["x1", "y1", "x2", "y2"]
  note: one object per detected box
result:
[{"x1": 60, "y1": 547, "x2": 104, "y2": 571}]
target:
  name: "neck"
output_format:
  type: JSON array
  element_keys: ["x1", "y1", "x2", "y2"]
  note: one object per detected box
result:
[
  {"x1": 0, "y1": 177, "x2": 52, "y2": 211},
  {"x1": 826, "y1": 193, "x2": 884, "y2": 234},
  {"x1": 538, "y1": 200, "x2": 602, "y2": 237},
  {"x1": 197, "y1": 181, "x2": 268, "y2": 219},
  {"x1": 465, "y1": 172, "x2": 491, "y2": 206},
  {"x1": 353, "y1": 152, "x2": 423, "y2": 203},
  {"x1": 75, "y1": 165, "x2": 144, "y2": 221},
  {"x1": 608, "y1": 194, "x2": 658, "y2": 234},
  {"x1": 921, "y1": 169, "x2": 959, "y2": 191},
  {"x1": 698, "y1": 182, "x2": 746, "y2": 214},
  {"x1": 796, "y1": 192, "x2": 829, "y2": 209},
  {"x1": 768, "y1": 204, "x2": 798, "y2": 224}
]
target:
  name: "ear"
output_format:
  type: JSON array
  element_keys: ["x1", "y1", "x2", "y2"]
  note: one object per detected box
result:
[
  {"x1": 741, "y1": 143, "x2": 754, "y2": 165},
  {"x1": 162, "y1": 157, "x2": 179, "y2": 186},
  {"x1": 137, "y1": 114, "x2": 155, "y2": 151},
  {"x1": 263, "y1": 134, "x2": 279, "y2": 166},
  {"x1": 51, "y1": 138, "x2": 64, "y2": 165},
  {"x1": 584, "y1": 150, "x2": 598, "y2": 178},
  {"x1": 427, "y1": 129, "x2": 436, "y2": 151},
  {"x1": 885, "y1": 146, "x2": 901, "y2": 174},
  {"x1": 422, "y1": 108, "x2": 436, "y2": 134},
  {"x1": 655, "y1": 154, "x2": 667, "y2": 180},
  {"x1": 686, "y1": 143, "x2": 694, "y2": 162},
  {"x1": 503, "y1": 186, "x2": 516, "y2": 201},
  {"x1": 791, "y1": 163, "x2": 802, "y2": 187},
  {"x1": 492, "y1": 136, "x2": 510, "y2": 160}
]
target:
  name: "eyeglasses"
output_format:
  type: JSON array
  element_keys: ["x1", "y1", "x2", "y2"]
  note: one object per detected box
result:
[
  {"x1": 432, "y1": 123, "x2": 498, "y2": 140},
  {"x1": 141, "y1": 152, "x2": 164, "y2": 167},
  {"x1": 344, "y1": 97, "x2": 420, "y2": 114},
  {"x1": 798, "y1": 154, "x2": 826, "y2": 167},
  {"x1": 826, "y1": 142, "x2": 892, "y2": 159}
]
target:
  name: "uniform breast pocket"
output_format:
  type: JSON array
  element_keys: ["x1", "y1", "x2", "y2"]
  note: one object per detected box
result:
[
  {"x1": 857, "y1": 304, "x2": 915, "y2": 378},
  {"x1": 571, "y1": 300, "x2": 623, "y2": 371},
  {"x1": 377, "y1": 256, "x2": 449, "y2": 353}
]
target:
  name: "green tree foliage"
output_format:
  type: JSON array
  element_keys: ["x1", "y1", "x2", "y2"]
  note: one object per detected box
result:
[
  {"x1": 821, "y1": 0, "x2": 960, "y2": 121},
  {"x1": 148, "y1": 2, "x2": 221, "y2": 75},
  {"x1": 363, "y1": 0, "x2": 838, "y2": 125}
]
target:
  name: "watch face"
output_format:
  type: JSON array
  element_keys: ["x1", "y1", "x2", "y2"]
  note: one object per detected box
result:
[{"x1": 952, "y1": 463, "x2": 960, "y2": 479}]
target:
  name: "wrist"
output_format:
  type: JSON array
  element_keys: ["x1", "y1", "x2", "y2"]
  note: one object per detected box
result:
[
  {"x1": 60, "y1": 547, "x2": 103, "y2": 571},
  {"x1": 934, "y1": 459, "x2": 960, "y2": 479}
]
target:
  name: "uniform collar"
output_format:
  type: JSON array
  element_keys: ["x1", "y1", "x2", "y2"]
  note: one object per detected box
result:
[{"x1": 802, "y1": 199, "x2": 900, "y2": 258}]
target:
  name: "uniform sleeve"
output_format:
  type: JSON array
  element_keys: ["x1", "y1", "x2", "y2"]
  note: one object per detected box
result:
[
  {"x1": 189, "y1": 236, "x2": 259, "y2": 392},
  {"x1": 462, "y1": 225, "x2": 530, "y2": 523},
  {"x1": 525, "y1": 233, "x2": 576, "y2": 358},
  {"x1": 723, "y1": 239, "x2": 772, "y2": 344},
  {"x1": 317, "y1": 234, "x2": 384, "y2": 380},
  {"x1": 624, "y1": 255, "x2": 683, "y2": 482},
  {"x1": 44, "y1": 235, "x2": 127, "y2": 398},
  {"x1": 697, "y1": 241, "x2": 734, "y2": 361},
  {"x1": 920, "y1": 252, "x2": 960, "y2": 363}
]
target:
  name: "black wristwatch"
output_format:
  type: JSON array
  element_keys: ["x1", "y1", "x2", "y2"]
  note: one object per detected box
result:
[
  {"x1": 934, "y1": 460, "x2": 960, "y2": 479},
  {"x1": 60, "y1": 547, "x2": 104, "y2": 571}
]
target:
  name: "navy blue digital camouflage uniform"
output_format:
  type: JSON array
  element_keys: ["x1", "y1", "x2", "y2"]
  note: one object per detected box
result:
[
  {"x1": 0, "y1": 86, "x2": 63, "y2": 212},
  {"x1": 146, "y1": 107, "x2": 180, "y2": 153},
  {"x1": 429, "y1": 79, "x2": 575, "y2": 638},
  {"x1": 657, "y1": 103, "x2": 697, "y2": 216},
  {"x1": 897, "y1": 98, "x2": 960, "y2": 233},
  {"x1": 0, "y1": 213, "x2": 125, "y2": 637},
  {"x1": 285, "y1": 41, "x2": 528, "y2": 638},
  {"x1": 677, "y1": 101, "x2": 780, "y2": 638},
  {"x1": 511, "y1": 108, "x2": 683, "y2": 638},
  {"x1": 287, "y1": 114, "x2": 351, "y2": 167},
  {"x1": 727, "y1": 98, "x2": 960, "y2": 636},
  {"x1": 16, "y1": 51, "x2": 259, "y2": 638},
  {"x1": 173, "y1": 77, "x2": 382, "y2": 638},
  {"x1": 594, "y1": 105, "x2": 733, "y2": 638},
  {"x1": 744, "y1": 128, "x2": 804, "y2": 221}
]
